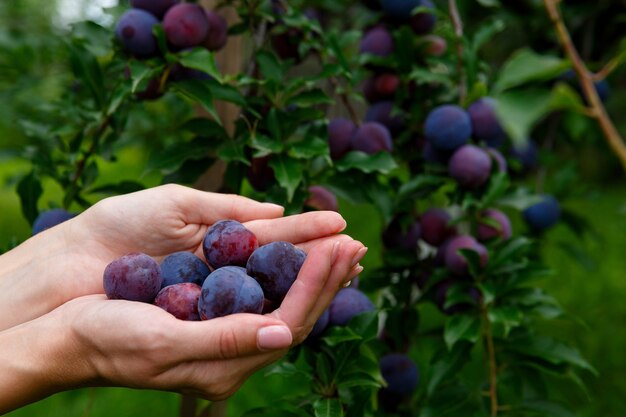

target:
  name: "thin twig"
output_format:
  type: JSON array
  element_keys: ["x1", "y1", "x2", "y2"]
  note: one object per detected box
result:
[
  {"x1": 482, "y1": 309, "x2": 498, "y2": 417},
  {"x1": 592, "y1": 53, "x2": 626, "y2": 82},
  {"x1": 543, "y1": 0, "x2": 626, "y2": 173},
  {"x1": 315, "y1": 54, "x2": 360, "y2": 125},
  {"x1": 448, "y1": 0, "x2": 466, "y2": 104}
]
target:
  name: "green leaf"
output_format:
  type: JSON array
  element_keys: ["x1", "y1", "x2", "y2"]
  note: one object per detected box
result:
[
  {"x1": 313, "y1": 398, "x2": 343, "y2": 417},
  {"x1": 444, "y1": 314, "x2": 481, "y2": 350},
  {"x1": 549, "y1": 82, "x2": 587, "y2": 114},
  {"x1": 288, "y1": 88, "x2": 333, "y2": 107},
  {"x1": 17, "y1": 171, "x2": 43, "y2": 225},
  {"x1": 250, "y1": 133, "x2": 284, "y2": 157},
  {"x1": 147, "y1": 137, "x2": 213, "y2": 174},
  {"x1": 321, "y1": 326, "x2": 362, "y2": 346},
  {"x1": 494, "y1": 88, "x2": 553, "y2": 145},
  {"x1": 66, "y1": 42, "x2": 104, "y2": 106},
  {"x1": 481, "y1": 171, "x2": 509, "y2": 208},
  {"x1": 497, "y1": 188, "x2": 543, "y2": 210},
  {"x1": 427, "y1": 343, "x2": 472, "y2": 396},
  {"x1": 494, "y1": 48, "x2": 568, "y2": 92},
  {"x1": 335, "y1": 151, "x2": 397, "y2": 174},
  {"x1": 397, "y1": 174, "x2": 447, "y2": 200},
  {"x1": 208, "y1": 81, "x2": 246, "y2": 106},
  {"x1": 289, "y1": 137, "x2": 329, "y2": 159},
  {"x1": 178, "y1": 48, "x2": 222, "y2": 82},
  {"x1": 518, "y1": 400, "x2": 577, "y2": 417},
  {"x1": 506, "y1": 336, "x2": 597, "y2": 374},
  {"x1": 181, "y1": 118, "x2": 229, "y2": 138},
  {"x1": 269, "y1": 155, "x2": 304, "y2": 202},
  {"x1": 257, "y1": 50, "x2": 283, "y2": 82},
  {"x1": 347, "y1": 310, "x2": 379, "y2": 340},
  {"x1": 172, "y1": 80, "x2": 220, "y2": 122},
  {"x1": 488, "y1": 306, "x2": 523, "y2": 336}
]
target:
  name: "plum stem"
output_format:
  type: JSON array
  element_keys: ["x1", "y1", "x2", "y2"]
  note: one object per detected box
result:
[
  {"x1": 448, "y1": 0, "x2": 466, "y2": 105},
  {"x1": 543, "y1": 0, "x2": 626, "y2": 173},
  {"x1": 482, "y1": 307, "x2": 499, "y2": 417}
]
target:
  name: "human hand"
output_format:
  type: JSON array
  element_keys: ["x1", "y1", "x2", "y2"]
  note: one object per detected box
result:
[
  {"x1": 0, "y1": 237, "x2": 366, "y2": 413},
  {"x1": 0, "y1": 184, "x2": 350, "y2": 330}
]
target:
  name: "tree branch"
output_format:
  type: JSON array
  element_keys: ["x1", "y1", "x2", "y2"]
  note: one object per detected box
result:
[
  {"x1": 543, "y1": 0, "x2": 626, "y2": 173},
  {"x1": 482, "y1": 309, "x2": 499, "y2": 417},
  {"x1": 448, "y1": 0, "x2": 466, "y2": 104}
]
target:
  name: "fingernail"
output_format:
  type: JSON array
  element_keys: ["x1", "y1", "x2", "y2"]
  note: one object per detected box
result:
[
  {"x1": 349, "y1": 264, "x2": 364, "y2": 280},
  {"x1": 351, "y1": 247, "x2": 368, "y2": 267},
  {"x1": 331, "y1": 242, "x2": 342, "y2": 264},
  {"x1": 257, "y1": 325, "x2": 293, "y2": 350}
]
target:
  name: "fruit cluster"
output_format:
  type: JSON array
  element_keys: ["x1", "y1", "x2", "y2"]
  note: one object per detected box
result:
[{"x1": 102, "y1": 219, "x2": 305, "y2": 321}]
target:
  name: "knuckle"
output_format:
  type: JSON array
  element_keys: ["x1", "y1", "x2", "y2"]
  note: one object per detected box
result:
[{"x1": 217, "y1": 327, "x2": 240, "y2": 360}]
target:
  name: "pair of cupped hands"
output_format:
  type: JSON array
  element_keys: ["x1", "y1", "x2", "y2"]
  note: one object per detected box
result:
[{"x1": 0, "y1": 184, "x2": 367, "y2": 413}]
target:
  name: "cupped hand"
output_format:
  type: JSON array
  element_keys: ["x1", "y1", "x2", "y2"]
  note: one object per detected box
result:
[
  {"x1": 51, "y1": 237, "x2": 364, "y2": 400},
  {"x1": 62, "y1": 184, "x2": 349, "y2": 308}
]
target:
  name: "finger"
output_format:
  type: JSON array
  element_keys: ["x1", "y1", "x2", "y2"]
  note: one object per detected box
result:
[
  {"x1": 244, "y1": 211, "x2": 347, "y2": 246},
  {"x1": 295, "y1": 234, "x2": 354, "y2": 253},
  {"x1": 269, "y1": 239, "x2": 365, "y2": 344},
  {"x1": 172, "y1": 313, "x2": 293, "y2": 362},
  {"x1": 171, "y1": 185, "x2": 285, "y2": 224}
]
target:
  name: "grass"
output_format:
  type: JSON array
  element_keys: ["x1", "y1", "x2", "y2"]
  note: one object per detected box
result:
[{"x1": 1, "y1": 176, "x2": 625, "y2": 416}]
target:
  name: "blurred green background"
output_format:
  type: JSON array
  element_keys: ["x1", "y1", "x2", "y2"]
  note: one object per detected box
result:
[{"x1": 2, "y1": 0, "x2": 626, "y2": 416}]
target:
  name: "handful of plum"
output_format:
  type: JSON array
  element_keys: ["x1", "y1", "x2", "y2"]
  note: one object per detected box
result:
[{"x1": 102, "y1": 220, "x2": 306, "y2": 321}]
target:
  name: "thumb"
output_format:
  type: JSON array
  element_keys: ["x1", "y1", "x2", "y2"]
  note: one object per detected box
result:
[{"x1": 172, "y1": 314, "x2": 293, "y2": 361}]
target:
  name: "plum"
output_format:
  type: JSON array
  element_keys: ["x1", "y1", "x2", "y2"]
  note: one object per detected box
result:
[
  {"x1": 477, "y1": 209, "x2": 512, "y2": 241},
  {"x1": 203, "y1": 220, "x2": 259, "y2": 269},
  {"x1": 32, "y1": 208, "x2": 74, "y2": 235},
  {"x1": 444, "y1": 235, "x2": 488, "y2": 276},
  {"x1": 360, "y1": 27, "x2": 394, "y2": 57},
  {"x1": 246, "y1": 241, "x2": 307, "y2": 303},
  {"x1": 131, "y1": 0, "x2": 178, "y2": 18},
  {"x1": 103, "y1": 253, "x2": 162, "y2": 302},
  {"x1": 510, "y1": 139, "x2": 539, "y2": 172},
  {"x1": 309, "y1": 308, "x2": 330, "y2": 338},
  {"x1": 160, "y1": 251, "x2": 209, "y2": 288},
  {"x1": 328, "y1": 118, "x2": 356, "y2": 160},
  {"x1": 410, "y1": 0, "x2": 437, "y2": 35},
  {"x1": 115, "y1": 9, "x2": 159, "y2": 58},
  {"x1": 523, "y1": 195, "x2": 561, "y2": 232},
  {"x1": 379, "y1": 353, "x2": 419, "y2": 397},
  {"x1": 304, "y1": 186, "x2": 339, "y2": 212},
  {"x1": 203, "y1": 11, "x2": 228, "y2": 51},
  {"x1": 328, "y1": 288, "x2": 375, "y2": 326},
  {"x1": 351, "y1": 122, "x2": 393, "y2": 154},
  {"x1": 448, "y1": 145, "x2": 492, "y2": 188},
  {"x1": 154, "y1": 282, "x2": 201, "y2": 321},
  {"x1": 198, "y1": 266, "x2": 264, "y2": 320},
  {"x1": 247, "y1": 156, "x2": 275, "y2": 192},
  {"x1": 365, "y1": 101, "x2": 405, "y2": 137},
  {"x1": 362, "y1": 73, "x2": 400, "y2": 103},
  {"x1": 163, "y1": 3, "x2": 210, "y2": 49},
  {"x1": 420, "y1": 208, "x2": 455, "y2": 246},
  {"x1": 382, "y1": 216, "x2": 422, "y2": 251},
  {"x1": 424, "y1": 105, "x2": 472, "y2": 151},
  {"x1": 467, "y1": 98, "x2": 506, "y2": 147}
]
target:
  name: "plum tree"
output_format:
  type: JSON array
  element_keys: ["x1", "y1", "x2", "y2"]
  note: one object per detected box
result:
[
  {"x1": 523, "y1": 194, "x2": 561, "y2": 232},
  {"x1": 203, "y1": 11, "x2": 228, "y2": 51},
  {"x1": 448, "y1": 145, "x2": 492, "y2": 188},
  {"x1": 246, "y1": 241, "x2": 306, "y2": 303},
  {"x1": 328, "y1": 288, "x2": 375, "y2": 326},
  {"x1": 115, "y1": 9, "x2": 159, "y2": 58},
  {"x1": 328, "y1": 118, "x2": 356, "y2": 160},
  {"x1": 477, "y1": 209, "x2": 512, "y2": 241},
  {"x1": 467, "y1": 98, "x2": 506, "y2": 147},
  {"x1": 103, "y1": 253, "x2": 162, "y2": 302},
  {"x1": 198, "y1": 266, "x2": 264, "y2": 320},
  {"x1": 424, "y1": 104, "x2": 472, "y2": 151},
  {"x1": 130, "y1": 0, "x2": 178, "y2": 19},
  {"x1": 360, "y1": 26, "x2": 394, "y2": 57},
  {"x1": 444, "y1": 235, "x2": 489, "y2": 276},
  {"x1": 420, "y1": 208, "x2": 455, "y2": 246},
  {"x1": 351, "y1": 122, "x2": 393, "y2": 154},
  {"x1": 304, "y1": 186, "x2": 339, "y2": 212},
  {"x1": 203, "y1": 220, "x2": 259, "y2": 269},
  {"x1": 32, "y1": 208, "x2": 74, "y2": 235},
  {"x1": 154, "y1": 282, "x2": 201, "y2": 321},
  {"x1": 163, "y1": 3, "x2": 210, "y2": 49},
  {"x1": 159, "y1": 251, "x2": 209, "y2": 288}
]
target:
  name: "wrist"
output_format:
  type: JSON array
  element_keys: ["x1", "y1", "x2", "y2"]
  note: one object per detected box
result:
[
  {"x1": 0, "y1": 220, "x2": 82, "y2": 330},
  {"x1": 0, "y1": 309, "x2": 96, "y2": 413}
]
